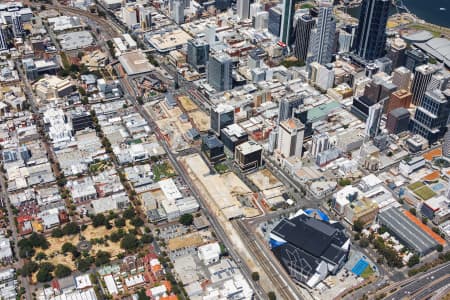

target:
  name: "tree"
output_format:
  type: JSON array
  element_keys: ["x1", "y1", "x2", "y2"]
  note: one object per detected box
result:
[
  {"x1": 268, "y1": 291, "x2": 276, "y2": 300},
  {"x1": 407, "y1": 254, "x2": 420, "y2": 268},
  {"x1": 409, "y1": 208, "x2": 416, "y2": 216},
  {"x1": 61, "y1": 242, "x2": 77, "y2": 254},
  {"x1": 29, "y1": 233, "x2": 50, "y2": 249},
  {"x1": 120, "y1": 233, "x2": 139, "y2": 251},
  {"x1": 36, "y1": 262, "x2": 54, "y2": 283},
  {"x1": 51, "y1": 228, "x2": 64, "y2": 238},
  {"x1": 54, "y1": 264, "x2": 72, "y2": 278},
  {"x1": 109, "y1": 231, "x2": 123, "y2": 243},
  {"x1": 179, "y1": 213, "x2": 193, "y2": 226},
  {"x1": 359, "y1": 238, "x2": 369, "y2": 248},
  {"x1": 19, "y1": 261, "x2": 38, "y2": 277},
  {"x1": 140, "y1": 234, "x2": 153, "y2": 244},
  {"x1": 131, "y1": 216, "x2": 144, "y2": 227},
  {"x1": 437, "y1": 244, "x2": 443, "y2": 252},
  {"x1": 95, "y1": 251, "x2": 111, "y2": 266},
  {"x1": 92, "y1": 213, "x2": 106, "y2": 227},
  {"x1": 77, "y1": 257, "x2": 94, "y2": 272},
  {"x1": 352, "y1": 219, "x2": 364, "y2": 233},
  {"x1": 338, "y1": 178, "x2": 351, "y2": 187},
  {"x1": 62, "y1": 222, "x2": 80, "y2": 235},
  {"x1": 35, "y1": 252, "x2": 47, "y2": 261},
  {"x1": 123, "y1": 208, "x2": 136, "y2": 219},
  {"x1": 137, "y1": 288, "x2": 150, "y2": 300},
  {"x1": 251, "y1": 272, "x2": 260, "y2": 281},
  {"x1": 422, "y1": 217, "x2": 428, "y2": 224}
]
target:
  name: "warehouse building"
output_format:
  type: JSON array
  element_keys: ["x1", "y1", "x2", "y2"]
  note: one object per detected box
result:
[{"x1": 378, "y1": 207, "x2": 439, "y2": 256}]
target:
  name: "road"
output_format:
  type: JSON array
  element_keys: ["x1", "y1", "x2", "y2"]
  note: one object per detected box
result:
[{"x1": 379, "y1": 262, "x2": 450, "y2": 300}]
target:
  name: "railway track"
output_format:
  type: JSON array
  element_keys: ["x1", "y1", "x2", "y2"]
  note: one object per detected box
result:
[
  {"x1": 234, "y1": 219, "x2": 303, "y2": 300},
  {"x1": 26, "y1": 2, "x2": 122, "y2": 38}
]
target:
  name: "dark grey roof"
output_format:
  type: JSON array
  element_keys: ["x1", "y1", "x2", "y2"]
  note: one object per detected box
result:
[
  {"x1": 378, "y1": 207, "x2": 438, "y2": 255},
  {"x1": 203, "y1": 135, "x2": 223, "y2": 149},
  {"x1": 272, "y1": 214, "x2": 348, "y2": 261},
  {"x1": 389, "y1": 107, "x2": 410, "y2": 118}
]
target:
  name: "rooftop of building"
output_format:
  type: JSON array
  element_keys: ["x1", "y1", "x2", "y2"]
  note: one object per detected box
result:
[
  {"x1": 118, "y1": 50, "x2": 154, "y2": 76},
  {"x1": 378, "y1": 207, "x2": 441, "y2": 253}
]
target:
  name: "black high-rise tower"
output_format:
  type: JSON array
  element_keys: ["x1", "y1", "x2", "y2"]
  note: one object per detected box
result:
[{"x1": 353, "y1": 0, "x2": 390, "y2": 61}]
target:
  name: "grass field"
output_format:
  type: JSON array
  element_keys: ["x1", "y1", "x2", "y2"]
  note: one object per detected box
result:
[
  {"x1": 361, "y1": 266, "x2": 374, "y2": 279},
  {"x1": 153, "y1": 161, "x2": 176, "y2": 181},
  {"x1": 414, "y1": 186, "x2": 436, "y2": 200},
  {"x1": 408, "y1": 181, "x2": 425, "y2": 191}
]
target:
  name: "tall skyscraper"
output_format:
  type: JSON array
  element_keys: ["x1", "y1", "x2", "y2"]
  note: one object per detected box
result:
[
  {"x1": 365, "y1": 103, "x2": 383, "y2": 138},
  {"x1": 280, "y1": 0, "x2": 295, "y2": 44},
  {"x1": 410, "y1": 89, "x2": 450, "y2": 143},
  {"x1": 139, "y1": 6, "x2": 152, "y2": 30},
  {"x1": 268, "y1": 6, "x2": 282, "y2": 37},
  {"x1": 0, "y1": 26, "x2": 8, "y2": 50},
  {"x1": 411, "y1": 64, "x2": 436, "y2": 106},
  {"x1": 211, "y1": 104, "x2": 234, "y2": 134},
  {"x1": 11, "y1": 12, "x2": 24, "y2": 38},
  {"x1": 249, "y1": 2, "x2": 262, "y2": 18},
  {"x1": 187, "y1": 39, "x2": 209, "y2": 73},
  {"x1": 353, "y1": 0, "x2": 390, "y2": 61},
  {"x1": 205, "y1": 24, "x2": 216, "y2": 45},
  {"x1": 387, "y1": 38, "x2": 407, "y2": 68},
  {"x1": 293, "y1": 14, "x2": 315, "y2": 62},
  {"x1": 277, "y1": 118, "x2": 305, "y2": 158},
  {"x1": 443, "y1": 124, "x2": 450, "y2": 158},
  {"x1": 392, "y1": 67, "x2": 412, "y2": 91},
  {"x1": 254, "y1": 11, "x2": 269, "y2": 30},
  {"x1": 207, "y1": 53, "x2": 233, "y2": 92},
  {"x1": 307, "y1": 0, "x2": 336, "y2": 65},
  {"x1": 278, "y1": 96, "x2": 303, "y2": 122},
  {"x1": 405, "y1": 49, "x2": 428, "y2": 72},
  {"x1": 122, "y1": 5, "x2": 139, "y2": 28},
  {"x1": 172, "y1": 0, "x2": 184, "y2": 24},
  {"x1": 215, "y1": 0, "x2": 231, "y2": 10},
  {"x1": 237, "y1": 0, "x2": 250, "y2": 20},
  {"x1": 428, "y1": 70, "x2": 450, "y2": 91},
  {"x1": 311, "y1": 133, "x2": 330, "y2": 158},
  {"x1": 338, "y1": 29, "x2": 353, "y2": 53}
]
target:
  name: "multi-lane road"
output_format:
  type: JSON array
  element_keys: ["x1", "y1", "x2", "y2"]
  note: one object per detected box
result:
[{"x1": 379, "y1": 262, "x2": 450, "y2": 300}]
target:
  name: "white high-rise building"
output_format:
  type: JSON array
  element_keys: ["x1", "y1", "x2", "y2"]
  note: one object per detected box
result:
[
  {"x1": 205, "y1": 24, "x2": 216, "y2": 45},
  {"x1": 311, "y1": 133, "x2": 331, "y2": 159},
  {"x1": 307, "y1": 0, "x2": 336, "y2": 65},
  {"x1": 311, "y1": 133, "x2": 330, "y2": 159},
  {"x1": 443, "y1": 125, "x2": 450, "y2": 159},
  {"x1": 411, "y1": 64, "x2": 436, "y2": 106},
  {"x1": 277, "y1": 118, "x2": 305, "y2": 158},
  {"x1": 365, "y1": 103, "x2": 383, "y2": 138},
  {"x1": 237, "y1": 0, "x2": 250, "y2": 20},
  {"x1": 338, "y1": 29, "x2": 353, "y2": 53},
  {"x1": 254, "y1": 12, "x2": 268, "y2": 30},
  {"x1": 316, "y1": 64, "x2": 334, "y2": 91},
  {"x1": 172, "y1": 0, "x2": 184, "y2": 24},
  {"x1": 249, "y1": 3, "x2": 262, "y2": 18},
  {"x1": 392, "y1": 66, "x2": 412, "y2": 91},
  {"x1": 122, "y1": 5, "x2": 138, "y2": 28}
]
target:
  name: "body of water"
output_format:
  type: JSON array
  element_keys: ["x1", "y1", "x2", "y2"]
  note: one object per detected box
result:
[{"x1": 346, "y1": 0, "x2": 450, "y2": 28}]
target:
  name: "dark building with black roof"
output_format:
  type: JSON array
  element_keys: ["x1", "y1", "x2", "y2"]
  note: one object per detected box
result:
[
  {"x1": 70, "y1": 111, "x2": 93, "y2": 133},
  {"x1": 270, "y1": 213, "x2": 350, "y2": 287},
  {"x1": 386, "y1": 107, "x2": 410, "y2": 135},
  {"x1": 201, "y1": 134, "x2": 225, "y2": 163}
]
